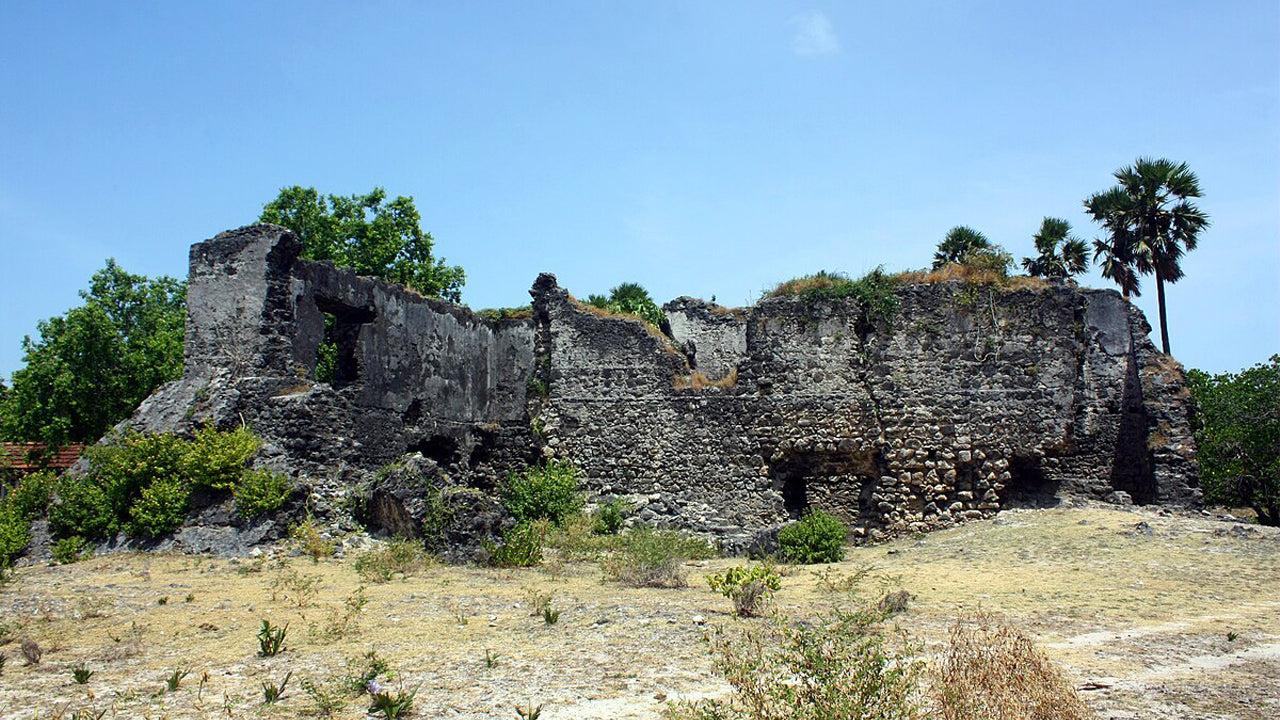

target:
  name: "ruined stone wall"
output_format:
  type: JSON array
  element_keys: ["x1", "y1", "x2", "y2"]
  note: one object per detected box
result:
[{"x1": 130, "y1": 224, "x2": 1199, "y2": 548}]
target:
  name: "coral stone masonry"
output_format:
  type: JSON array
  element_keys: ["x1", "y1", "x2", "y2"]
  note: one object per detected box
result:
[{"x1": 127, "y1": 224, "x2": 1199, "y2": 549}]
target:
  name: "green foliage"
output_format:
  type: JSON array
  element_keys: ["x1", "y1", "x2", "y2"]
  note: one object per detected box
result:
[
  {"x1": 587, "y1": 282, "x2": 667, "y2": 331},
  {"x1": 183, "y1": 425, "x2": 261, "y2": 491},
  {"x1": 933, "y1": 226, "x2": 991, "y2": 270},
  {"x1": 128, "y1": 475, "x2": 191, "y2": 537},
  {"x1": 486, "y1": 522, "x2": 545, "y2": 568},
  {"x1": 261, "y1": 186, "x2": 465, "y2": 301},
  {"x1": 369, "y1": 682, "x2": 419, "y2": 719},
  {"x1": 501, "y1": 459, "x2": 583, "y2": 526},
  {"x1": 234, "y1": 468, "x2": 292, "y2": 518},
  {"x1": 1021, "y1": 218, "x2": 1089, "y2": 280},
  {"x1": 602, "y1": 526, "x2": 717, "y2": 588},
  {"x1": 768, "y1": 268, "x2": 900, "y2": 328},
  {"x1": 778, "y1": 509, "x2": 847, "y2": 564},
  {"x1": 668, "y1": 599, "x2": 924, "y2": 720},
  {"x1": 353, "y1": 538, "x2": 434, "y2": 582},
  {"x1": 48, "y1": 473, "x2": 116, "y2": 540},
  {"x1": 592, "y1": 498, "x2": 629, "y2": 535},
  {"x1": 51, "y1": 535, "x2": 90, "y2": 564},
  {"x1": 257, "y1": 619, "x2": 288, "y2": 657},
  {"x1": 0, "y1": 502, "x2": 31, "y2": 568},
  {"x1": 72, "y1": 662, "x2": 94, "y2": 684},
  {"x1": 707, "y1": 564, "x2": 783, "y2": 617},
  {"x1": 1189, "y1": 357, "x2": 1280, "y2": 526},
  {"x1": 7, "y1": 471, "x2": 54, "y2": 521},
  {"x1": 0, "y1": 260, "x2": 186, "y2": 448},
  {"x1": 165, "y1": 668, "x2": 189, "y2": 692},
  {"x1": 262, "y1": 671, "x2": 292, "y2": 704}
]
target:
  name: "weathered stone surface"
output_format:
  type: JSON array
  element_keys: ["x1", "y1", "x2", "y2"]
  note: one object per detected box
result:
[{"x1": 122, "y1": 224, "x2": 1201, "y2": 553}]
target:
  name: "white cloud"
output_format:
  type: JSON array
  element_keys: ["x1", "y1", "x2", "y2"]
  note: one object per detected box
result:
[{"x1": 789, "y1": 10, "x2": 840, "y2": 57}]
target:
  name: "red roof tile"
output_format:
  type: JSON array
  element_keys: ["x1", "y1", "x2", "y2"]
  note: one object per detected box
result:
[{"x1": 0, "y1": 443, "x2": 86, "y2": 472}]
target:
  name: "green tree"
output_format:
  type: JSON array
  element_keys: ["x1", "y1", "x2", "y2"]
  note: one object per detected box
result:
[
  {"x1": 1187, "y1": 357, "x2": 1279, "y2": 526},
  {"x1": 1084, "y1": 158, "x2": 1209, "y2": 354},
  {"x1": 1021, "y1": 217, "x2": 1089, "y2": 280},
  {"x1": 0, "y1": 262, "x2": 185, "y2": 448},
  {"x1": 932, "y1": 226, "x2": 991, "y2": 270},
  {"x1": 260, "y1": 186, "x2": 464, "y2": 302}
]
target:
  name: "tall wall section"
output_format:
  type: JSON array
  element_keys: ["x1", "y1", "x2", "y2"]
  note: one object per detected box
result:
[{"x1": 130, "y1": 224, "x2": 1199, "y2": 546}]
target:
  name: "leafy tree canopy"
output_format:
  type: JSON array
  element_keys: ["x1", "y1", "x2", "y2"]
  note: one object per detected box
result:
[
  {"x1": 1022, "y1": 217, "x2": 1089, "y2": 280},
  {"x1": 932, "y1": 226, "x2": 991, "y2": 270},
  {"x1": 0, "y1": 261, "x2": 186, "y2": 448},
  {"x1": 1188, "y1": 357, "x2": 1280, "y2": 526},
  {"x1": 260, "y1": 186, "x2": 465, "y2": 302}
]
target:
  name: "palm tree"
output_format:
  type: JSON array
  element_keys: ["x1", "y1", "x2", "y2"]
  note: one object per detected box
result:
[
  {"x1": 1022, "y1": 217, "x2": 1089, "y2": 280},
  {"x1": 1084, "y1": 158, "x2": 1209, "y2": 354},
  {"x1": 932, "y1": 226, "x2": 991, "y2": 269}
]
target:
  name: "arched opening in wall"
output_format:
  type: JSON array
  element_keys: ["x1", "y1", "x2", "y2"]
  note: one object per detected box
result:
[
  {"x1": 314, "y1": 298, "x2": 376, "y2": 388},
  {"x1": 1002, "y1": 454, "x2": 1061, "y2": 509},
  {"x1": 782, "y1": 473, "x2": 809, "y2": 519}
]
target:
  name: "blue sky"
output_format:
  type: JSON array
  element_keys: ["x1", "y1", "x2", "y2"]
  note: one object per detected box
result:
[{"x1": 1, "y1": 1, "x2": 1276, "y2": 377}]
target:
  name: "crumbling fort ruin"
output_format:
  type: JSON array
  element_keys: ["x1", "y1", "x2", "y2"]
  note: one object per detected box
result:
[{"x1": 128, "y1": 224, "x2": 1199, "y2": 550}]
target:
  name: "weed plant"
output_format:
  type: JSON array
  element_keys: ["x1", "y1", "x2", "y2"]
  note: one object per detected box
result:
[
  {"x1": 257, "y1": 619, "x2": 288, "y2": 657},
  {"x1": 502, "y1": 460, "x2": 583, "y2": 525},
  {"x1": 486, "y1": 522, "x2": 545, "y2": 568},
  {"x1": 602, "y1": 526, "x2": 716, "y2": 588},
  {"x1": 72, "y1": 662, "x2": 94, "y2": 684},
  {"x1": 707, "y1": 565, "x2": 782, "y2": 617},
  {"x1": 368, "y1": 681, "x2": 419, "y2": 719},
  {"x1": 354, "y1": 538, "x2": 434, "y2": 582},
  {"x1": 262, "y1": 671, "x2": 292, "y2": 704},
  {"x1": 165, "y1": 668, "x2": 189, "y2": 692}
]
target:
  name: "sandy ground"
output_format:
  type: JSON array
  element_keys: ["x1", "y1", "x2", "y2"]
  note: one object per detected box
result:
[{"x1": 0, "y1": 506, "x2": 1276, "y2": 720}]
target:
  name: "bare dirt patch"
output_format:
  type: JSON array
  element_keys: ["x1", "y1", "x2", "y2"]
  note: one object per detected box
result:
[{"x1": 0, "y1": 507, "x2": 1276, "y2": 719}]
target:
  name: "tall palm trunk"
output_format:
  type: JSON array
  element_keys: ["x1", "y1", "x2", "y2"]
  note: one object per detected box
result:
[{"x1": 1155, "y1": 272, "x2": 1170, "y2": 355}]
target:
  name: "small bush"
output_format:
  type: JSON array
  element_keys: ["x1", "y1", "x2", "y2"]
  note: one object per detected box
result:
[
  {"x1": 128, "y1": 476, "x2": 191, "y2": 538},
  {"x1": 8, "y1": 471, "x2": 55, "y2": 520},
  {"x1": 184, "y1": 424, "x2": 260, "y2": 491},
  {"x1": 354, "y1": 538, "x2": 434, "y2": 582},
  {"x1": 48, "y1": 473, "x2": 116, "y2": 540},
  {"x1": 592, "y1": 498, "x2": 628, "y2": 535},
  {"x1": 603, "y1": 526, "x2": 716, "y2": 588},
  {"x1": 52, "y1": 535, "x2": 90, "y2": 564},
  {"x1": 291, "y1": 516, "x2": 336, "y2": 561},
  {"x1": 929, "y1": 613, "x2": 1094, "y2": 720},
  {"x1": 707, "y1": 564, "x2": 782, "y2": 617},
  {"x1": 486, "y1": 522, "x2": 545, "y2": 568},
  {"x1": 778, "y1": 509, "x2": 847, "y2": 564},
  {"x1": 668, "y1": 598, "x2": 924, "y2": 720},
  {"x1": 767, "y1": 268, "x2": 900, "y2": 326},
  {"x1": 0, "y1": 503, "x2": 31, "y2": 568},
  {"x1": 235, "y1": 469, "x2": 292, "y2": 518},
  {"x1": 501, "y1": 460, "x2": 583, "y2": 526}
]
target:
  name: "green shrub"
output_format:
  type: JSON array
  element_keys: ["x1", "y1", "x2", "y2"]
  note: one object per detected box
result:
[
  {"x1": 707, "y1": 564, "x2": 782, "y2": 617},
  {"x1": 485, "y1": 522, "x2": 545, "y2": 568},
  {"x1": 501, "y1": 460, "x2": 583, "y2": 526},
  {"x1": 0, "y1": 502, "x2": 31, "y2": 568},
  {"x1": 49, "y1": 473, "x2": 117, "y2": 540},
  {"x1": 86, "y1": 431, "x2": 186, "y2": 521},
  {"x1": 235, "y1": 469, "x2": 292, "y2": 518},
  {"x1": 668, "y1": 598, "x2": 924, "y2": 720},
  {"x1": 51, "y1": 535, "x2": 89, "y2": 564},
  {"x1": 778, "y1": 509, "x2": 847, "y2": 564},
  {"x1": 184, "y1": 424, "x2": 260, "y2": 491},
  {"x1": 592, "y1": 498, "x2": 628, "y2": 535},
  {"x1": 768, "y1": 268, "x2": 900, "y2": 328},
  {"x1": 354, "y1": 538, "x2": 434, "y2": 582},
  {"x1": 128, "y1": 475, "x2": 191, "y2": 538},
  {"x1": 8, "y1": 471, "x2": 54, "y2": 521},
  {"x1": 603, "y1": 526, "x2": 716, "y2": 588}
]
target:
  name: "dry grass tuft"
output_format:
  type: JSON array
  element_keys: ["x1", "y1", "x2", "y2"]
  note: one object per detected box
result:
[
  {"x1": 767, "y1": 270, "x2": 852, "y2": 298},
  {"x1": 929, "y1": 612, "x2": 1095, "y2": 720},
  {"x1": 892, "y1": 266, "x2": 1051, "y2": 291},
  {"x1": 672, "y1": 367, "x2": 738, "y2": 391},
  {"x1": 1005, "y1": 276, "x2": 1051, "y2": 291}
]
